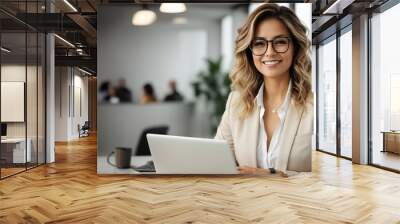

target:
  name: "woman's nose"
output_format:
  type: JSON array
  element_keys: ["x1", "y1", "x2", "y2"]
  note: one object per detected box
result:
[{"x1": 265, "y1": 42, "x2": 277, "y2": 56}]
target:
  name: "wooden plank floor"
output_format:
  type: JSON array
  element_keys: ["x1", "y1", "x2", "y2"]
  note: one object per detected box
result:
[
  {"x1": 1, "y1": 167, "x2": 26, "y2": 178},
  {"x1": 1, "y1": 134, "x2": 400, "y2": 224}
]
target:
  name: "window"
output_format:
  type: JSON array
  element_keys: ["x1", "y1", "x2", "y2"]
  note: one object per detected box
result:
[
  {"x1": 339, "y1": 27, "x2": 352, "y2": 158},
  {"x1": 370, "y1": 2, "x2": 400, "y2": 171},
  {"x1": 317, "y1": 36, "x2": 337, "y2": 154}
]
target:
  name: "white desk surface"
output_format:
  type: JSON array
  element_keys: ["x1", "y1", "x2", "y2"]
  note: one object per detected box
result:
[
  {"x1": 1, "y1": 137, "x2": 32, "y2": 163},
  {"x1": 97, "y1": 156, "x2": 154, "y2": 174},
  {"x1": 1, "y1": 138, "x2": 27, "y2": 143}
]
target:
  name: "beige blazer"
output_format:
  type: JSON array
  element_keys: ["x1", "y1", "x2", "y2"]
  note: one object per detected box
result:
[{"x1": 215, "y1": 91, "x2": 313, "y2": 173}]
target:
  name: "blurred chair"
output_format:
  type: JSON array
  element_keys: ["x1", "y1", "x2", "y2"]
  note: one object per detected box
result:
[
  {"x1": 78, "y1": 121, "x2": 90, "y2": 138},
  {"x1": 135, "y1": 126, "x2": 169, "y2": 156}
]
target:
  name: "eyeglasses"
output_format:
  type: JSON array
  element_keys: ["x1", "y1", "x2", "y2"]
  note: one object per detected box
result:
[{"x1": 249, "y1": 37, "x2": 291, "y2": 56}]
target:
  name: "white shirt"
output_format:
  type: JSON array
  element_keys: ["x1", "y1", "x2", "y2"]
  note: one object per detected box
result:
[{"x1": 255, "y1": 81, "x2": 292, "y2": 169}]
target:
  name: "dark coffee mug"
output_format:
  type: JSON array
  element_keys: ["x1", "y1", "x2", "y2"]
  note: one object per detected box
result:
[{"x1": 107, "y1": 147, "x2": 132, "y2": 169}]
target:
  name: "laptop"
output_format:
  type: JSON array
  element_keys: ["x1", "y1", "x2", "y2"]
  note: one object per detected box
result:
[{"x1": 145, "y1": 134, "x2": 238, "y2": 174}]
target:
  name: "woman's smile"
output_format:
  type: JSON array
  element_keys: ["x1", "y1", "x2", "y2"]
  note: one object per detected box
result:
[{"x1": 262, "y1": 59, "x2": 282, "y2": 66}]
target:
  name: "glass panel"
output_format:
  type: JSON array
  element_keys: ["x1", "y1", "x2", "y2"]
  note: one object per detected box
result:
[
  {"x1": 317, "y1": 36, "x2": 337, "y2": 154},
  {"x1": 26, "y1": 0, "x2": 39, "y2": 169},
  {"x1": 371, "y1": 3, "x2": 400, "y2": 171},
  {"x1": 27, "y1": 31, "x2": 38, "y2": 169},
  {"x1": 1, "y1": 29, "x2": 28, "y2": 177},
  {"x1": 38, "y1": 32, "x2": 45, "y2": 165},
  {"x1": 340, "y1": 29, "x2": 352, "y2": 158},
  {"x1": 0, "y1": 1, "x2": 46, "y2": 179}
]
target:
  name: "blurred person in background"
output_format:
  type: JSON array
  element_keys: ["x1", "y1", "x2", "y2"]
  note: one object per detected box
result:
[
  {"x1": 116, "y1": 78, "x2": 133, "y2": 103},
  {"x1": 164, "y1": 80, "x2": 184, "y2": 102},
  {"x1": 105, "y1": 84, "x2": 120, "y2": 104},
  {"x1": 99, "y1": 81, "x2": 111, "y2": 102},
  {"x1": 141, "y1": 83, "x2": 157, "y2": 104}
]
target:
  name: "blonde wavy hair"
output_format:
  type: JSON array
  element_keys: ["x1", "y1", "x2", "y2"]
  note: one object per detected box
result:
[{"x1": 230, "y1": 3, "x2": 311, "y2": 117}]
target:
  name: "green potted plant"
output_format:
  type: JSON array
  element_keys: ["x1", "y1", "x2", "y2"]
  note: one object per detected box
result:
[{"x1": 192, "y1": 57, "x2": 231, "y2": 133}]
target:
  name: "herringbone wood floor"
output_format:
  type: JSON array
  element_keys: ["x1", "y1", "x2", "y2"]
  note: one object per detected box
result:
[{"x1": 1, "y1": 134, "x2": 400, "y2": 224}]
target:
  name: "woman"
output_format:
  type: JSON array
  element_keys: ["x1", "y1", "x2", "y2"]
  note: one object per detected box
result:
[
  {"x1": 215, "y1": 4, "x2": 313, "y2": 175},
  {"x1": 141, "y1": 83, "x2": 158, "y2": 104}
]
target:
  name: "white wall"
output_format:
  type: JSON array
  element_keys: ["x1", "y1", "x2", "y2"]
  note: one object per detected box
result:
[
  {"x1": 220, "y1": 6, "x2": 247, "y2": 73},
  {"x1": 55, "y1": 67, "x2": 69, "y2": 141},
  {"x1": 71, "y1": 74, "x2": 89, "y2": 138},
  {"x1": 55, "y1": 67, "x2": 89, "y2": 141},
  {"x1": 221, "y1": 15, "x2": 233, "y2": 72},
  {"x1": 98, "y1": 5, "x2": 221, "y2": 103},
  {"x1": 1, "y1": 65, "x2": 39, "y2": 137}
]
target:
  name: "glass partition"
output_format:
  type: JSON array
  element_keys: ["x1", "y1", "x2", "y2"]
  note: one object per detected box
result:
[
  {"x1": 27, "y1": 30, "x2": 38, "y2": 169},
  {"x1": 38, "y1": 32, "x2": 45, "y2": 165},
  {"x1": 0, "y1": 1, "x2": 46, "y2": 179},
  {"x1": 317, "y1": 35, "x2": 337, "y2": 155},
  {"x1": 1, "y1": 30, "x2": 28, "y2": 178}
]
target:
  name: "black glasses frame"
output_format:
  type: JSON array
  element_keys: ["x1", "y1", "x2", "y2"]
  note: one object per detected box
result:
[{"x1": 249, "y1": 37, "x2": 292, "y2": 56}]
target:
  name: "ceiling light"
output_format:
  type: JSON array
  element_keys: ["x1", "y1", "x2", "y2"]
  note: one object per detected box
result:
[
  {"x1": 78, "y1": 67, "x2": 92, "y2": 76},
  {"x1": 160, "y1": 3, "x2": 186, "y2": 13},
  {"x1": 132, "y1": 9, "x2": 157, "y2": 26},
  {"x1": 1, "y1": 47, "x2": 11, "y2": 53},
  {"x1": 63, "y1": 0, "x2": 78, "y2": 12},
  {"x1": 54, "y1": 34, "x2": 75, "y2": 48},
  {"x1": 173, "y1": 17, "x2": 187, "y2": 24},
  {"x1": 323, "y1": 0, "x2": 354, "y2": 15}
]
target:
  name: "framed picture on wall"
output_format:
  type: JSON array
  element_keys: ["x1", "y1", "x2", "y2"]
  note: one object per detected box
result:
[{"x1": 1, "y1": 81, "x2": 25, "y2": 122}]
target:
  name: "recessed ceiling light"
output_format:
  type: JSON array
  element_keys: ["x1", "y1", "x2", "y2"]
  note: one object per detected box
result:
[
  {"x1": 132, "y1": 9, "x2": 157, "y2": 26},
  {"x1": 160, "y1": 3, "x2": 186, "y2": 13}
]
